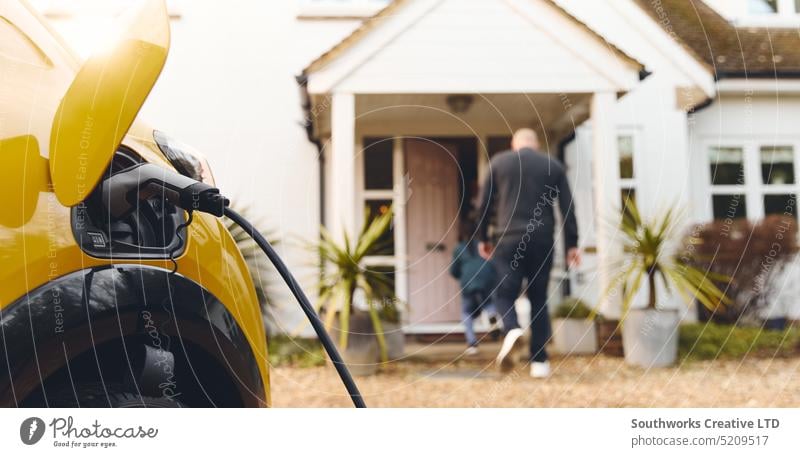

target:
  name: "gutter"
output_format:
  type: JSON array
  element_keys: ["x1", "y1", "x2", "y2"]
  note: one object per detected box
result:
[
  {"x1": 295, "y1": 72, "x2": 325, "y2": 231},
  {"x1": 296, "y1": 72, "x2": 327, "y2": 286}
]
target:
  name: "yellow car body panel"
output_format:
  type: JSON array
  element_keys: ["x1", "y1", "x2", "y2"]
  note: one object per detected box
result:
[{"x1": 0, "y1": 0, "x2": 269, "y2": 405}]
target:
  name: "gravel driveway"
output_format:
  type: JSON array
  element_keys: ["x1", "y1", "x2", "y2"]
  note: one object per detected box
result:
[{"x1": 269, "y1": 349, "x2": 800, "y2": 407}]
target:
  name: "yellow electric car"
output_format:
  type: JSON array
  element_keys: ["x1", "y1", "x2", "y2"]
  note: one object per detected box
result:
[{"x1": 0, "y1": 0, "x2": 269, "y2": 407}]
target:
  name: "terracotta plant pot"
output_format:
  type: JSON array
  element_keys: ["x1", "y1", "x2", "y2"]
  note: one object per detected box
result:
[{"x1": 596, "y1": 319, "x2": 624, "y2": 357}]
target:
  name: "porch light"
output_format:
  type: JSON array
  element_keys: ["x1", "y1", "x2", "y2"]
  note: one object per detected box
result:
[{"x1": 446, "y1": 94, "x2": 474, "y2": 114}]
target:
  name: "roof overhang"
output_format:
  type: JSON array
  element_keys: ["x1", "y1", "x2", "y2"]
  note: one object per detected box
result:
[{"x1": 303, "y1": 0, "x2": 645, "y2": 96}]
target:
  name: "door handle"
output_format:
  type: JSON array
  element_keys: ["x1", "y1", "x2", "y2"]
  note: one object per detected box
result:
[{"x1": 425, "y1": 242, "x2": 445, "y2": 252}]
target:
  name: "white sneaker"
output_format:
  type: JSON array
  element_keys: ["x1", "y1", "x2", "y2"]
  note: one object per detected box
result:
[
  {"x1": 496, "y1": 328, "x2": 525, "y2": 372},
  {"x1": 530, "y1": 361, "x2": 551, "y2": 379},
  {"x1": 463, "y1": 346, "x2": 480, "y2": 356}
]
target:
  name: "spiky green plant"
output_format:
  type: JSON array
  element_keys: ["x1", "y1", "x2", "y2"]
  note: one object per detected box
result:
[
  {"x1": 313, "y1": 206, "x2": 397, "y2": 363},
  {"x1": 607, "y1": 201, "x2": 730, "y2": 316}
]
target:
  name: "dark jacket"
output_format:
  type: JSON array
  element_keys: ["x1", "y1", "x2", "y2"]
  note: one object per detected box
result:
[
  {"x1": 477, "y1": 147, "x2": 578, "y2": 249},
  {"x1": 449, "y1": 240, "x2": 496, "y2": 294}
]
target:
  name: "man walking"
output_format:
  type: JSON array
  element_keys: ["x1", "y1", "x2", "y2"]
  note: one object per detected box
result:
[{"x1": 477, "y1": 128, "x2": 580, "y2": 378}]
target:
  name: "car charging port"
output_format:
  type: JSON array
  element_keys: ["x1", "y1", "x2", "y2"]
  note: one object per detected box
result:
[{"x1": 71, "y1": 147, "x2": 188, "y2": 259}]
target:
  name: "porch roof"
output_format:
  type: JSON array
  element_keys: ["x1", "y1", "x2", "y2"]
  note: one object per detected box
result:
[{"x1": 302, "y1": 0, "x2": 646, "y2": 95}]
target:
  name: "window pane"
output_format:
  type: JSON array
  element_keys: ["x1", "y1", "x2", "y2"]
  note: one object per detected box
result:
[
  {"x1": 363, "y1": 137, "x2": 393, "y2": 190},
  {"x1": 364, "y1": 199, "x2": 394, "y2": 255},
  {"x1": 761, "y1": 146, "x2": 795, "y2": 184},
  {"x1": 764, "y1": 194, "x2": 797, "y2": 219},
  {"x1": 618, "y1": 135, "x2": 634, "y2": 179},
  {"x1": 621, "y1": 187, "x2": 636, "y2": 213},
  {"x1": 712, "y1": 194, "x2": 747, "y2": 220},
  {"x1": 709, "y1": 147, "x2": 745, "y2": 185},
  {"x1": 749, "y1": 0, "x2": 778, "y2": 13}
]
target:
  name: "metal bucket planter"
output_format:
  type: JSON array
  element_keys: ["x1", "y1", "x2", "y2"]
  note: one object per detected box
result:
[
  {"x1": 340, "y1": 313, "x2": 380, "y2": 376},
  {"x1": 339, "y1": 313, "x2": 404, "y2": 376},
  {"x1": 622, "y1": 308, "x2": 680, "y2": 368},
  {"x1": 381, "y1": 319, "x2": 406, "y2": 361},
  {"x1": 551, "y1": 318, "x2": 597, "y2": 355}
]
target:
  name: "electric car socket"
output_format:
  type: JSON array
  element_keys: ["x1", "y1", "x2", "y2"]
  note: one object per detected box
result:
[{"x1": 102, "y1": 163, "x2": 229, "y2": 218}]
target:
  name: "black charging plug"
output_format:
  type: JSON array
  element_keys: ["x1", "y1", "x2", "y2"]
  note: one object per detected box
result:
[{"x1": 102, "y1": 163, "x2": 229, "y2": 218}]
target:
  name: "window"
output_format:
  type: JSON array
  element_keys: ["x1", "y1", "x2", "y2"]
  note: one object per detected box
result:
[
  {"x1": 713, "y1": 194, "x2": 747, "y2": 220},
  {"x1": 364, "y1": 199, "x2": 394, "y2": 255},
  {"x1": 761, "y1": 146, "x2": 794, "y2": 184},
  {"x1": 745, "y1": 0, "x2": 800, "y2": 16},
  {"x1": 363, "y1": 137, "x2": 393, "y2": 190},
  {"x1": 749, "y1": 0, "x2": 779, "y2": 13},
  {"x1": 617, "y1": 132, "x2": 638, "y2": 213},
  {"x1": 618, "y1": 135, "x2": 635, "y2": 180},
  {"x1": 709, "y1": 147, "x2": 745, "y2": 185},
  {"x1": 708, "y1": 146, "x2": 747, "y2": 219},
  {"x1": 706, "y1": 143, "x2": 799, "y2": 221},
  {"x1": 359, "y1": 137, "x2": 397, "y2": 265},
  {"x1": 764, "y1": 194, "x2": 797, "y2": 218}
]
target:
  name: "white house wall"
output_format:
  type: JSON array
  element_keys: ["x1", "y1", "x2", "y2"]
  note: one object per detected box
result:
[
  {"x1": 556, "y1": 0, "x2": 711, "y2": 315},
  {"x1": 38, "y1": 1, "x2": 365, "y2": 336}
]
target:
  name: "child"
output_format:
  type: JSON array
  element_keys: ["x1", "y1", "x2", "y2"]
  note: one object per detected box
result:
[{"x1": 449, "y1": 216, "x2": 501, "y2": 355}]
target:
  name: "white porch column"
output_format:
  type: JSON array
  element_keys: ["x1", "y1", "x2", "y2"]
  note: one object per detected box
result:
[
  {"x1": 330, "y1": 92, "x2": 357, "y2": 242},
  {"x1": 591, "y1": 91, "x2": 622, "y2": 318}
]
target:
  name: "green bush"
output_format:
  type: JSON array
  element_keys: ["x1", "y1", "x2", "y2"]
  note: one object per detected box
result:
[
  {"x1": 553, "y1": 297, "x2": 593, "y2": 319},
  {"x1": 679, "y1": 323, "x2": 800, "y2": 361},
  {"x1": 268, "y1": 335, "x2": 325, "y2": 368}
]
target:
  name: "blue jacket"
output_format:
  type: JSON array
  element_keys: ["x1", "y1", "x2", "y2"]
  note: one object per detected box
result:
[{"x1": 449, "y1": 241, "x2": 496, "y2": 294}]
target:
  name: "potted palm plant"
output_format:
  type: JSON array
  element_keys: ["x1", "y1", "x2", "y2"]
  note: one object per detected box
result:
[
  {"x1": 313, "y1": 206, "x2": 401, "y2": 376},
  {"x1": 551, "y1": 297, "x2": 596, "y2": 355},
  {"x1": 609, "y1": 202, "x2": 729, "y2": 368}
]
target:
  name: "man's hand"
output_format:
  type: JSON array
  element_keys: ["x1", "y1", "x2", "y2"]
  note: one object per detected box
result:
[
  {"x1": 566, "y1": 247, "x2": 581, "y2": 268},
  {"x1": 478, "y1": 241, "x2": 493, "y2": 260}
]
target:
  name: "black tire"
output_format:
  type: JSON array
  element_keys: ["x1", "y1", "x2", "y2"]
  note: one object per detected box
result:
[{"x1": 48, "y1": 383, "x2": 183, "y2": 408}]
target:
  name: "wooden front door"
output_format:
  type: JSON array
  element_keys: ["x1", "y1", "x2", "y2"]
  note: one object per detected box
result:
[{"x1": 405, "y1": 139, "x2": 462, "y2": 325}]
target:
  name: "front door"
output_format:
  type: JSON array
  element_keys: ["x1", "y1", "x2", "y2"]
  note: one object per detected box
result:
[{"x1": 405, "y1": 139, "x2": 462, "y2": 325}]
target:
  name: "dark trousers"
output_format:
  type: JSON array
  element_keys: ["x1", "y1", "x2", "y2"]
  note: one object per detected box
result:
[{"x1": 491, "y1": 237, "x2": 555, "y2": 362}]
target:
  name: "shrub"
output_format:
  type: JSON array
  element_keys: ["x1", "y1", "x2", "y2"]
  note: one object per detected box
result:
[
  {"x1": 682, "y1": 215, "x2": 798, "y2": 324},
  {"x1": 678, "y1": 322, "x2": 800, "y2": 361},
  {"x1": 553, "y1": 297, "x2": 593, "y2": 319}
]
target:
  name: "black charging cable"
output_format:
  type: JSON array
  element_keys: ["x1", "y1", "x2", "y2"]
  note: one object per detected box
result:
[
  {"x1": 102, "y1": 163, "x2": 366, "y2": 407},
  {"x1": 223, "y1": 207, "x2": 366, "y2": 408}
]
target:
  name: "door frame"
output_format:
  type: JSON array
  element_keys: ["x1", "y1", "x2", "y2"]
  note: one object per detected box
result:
[{"x1": 357, "y1": 135, "x2": 481, "y2": 331}]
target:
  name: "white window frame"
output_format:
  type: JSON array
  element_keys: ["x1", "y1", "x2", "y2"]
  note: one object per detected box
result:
[
  {"x1": 617, "y1": 128, "x2": 641, "y2": 210},
  {"x1": 356, "y1": 136, "x2": 409, "y2": 314},
  {"x1": 748, "y1": 0, "x2": 796, "y2": 14},
  {"x1": 702, "y1": 138, "x2": 800, "y2": 221},
  {"x1": 737, "y1": 0, "x2": 800, "y2": 26}
]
